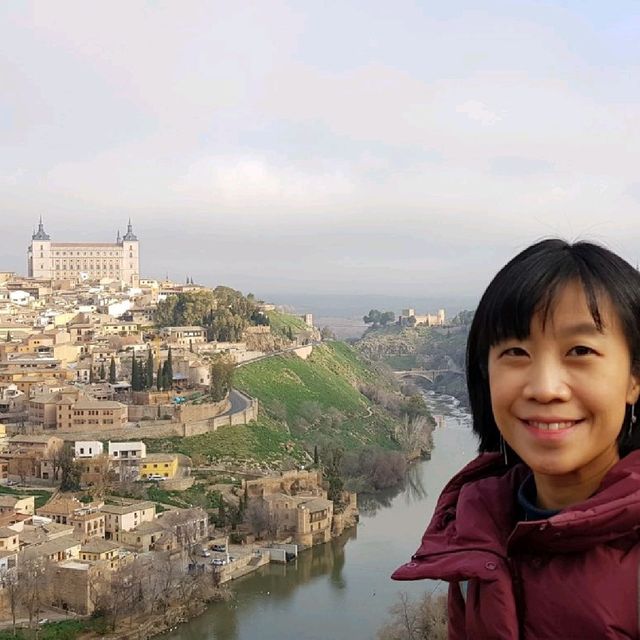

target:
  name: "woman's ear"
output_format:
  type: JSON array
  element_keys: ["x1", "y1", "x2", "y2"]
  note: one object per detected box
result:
[{"x1": 627, "y1": 370, "x2": 640, "y2": 405}]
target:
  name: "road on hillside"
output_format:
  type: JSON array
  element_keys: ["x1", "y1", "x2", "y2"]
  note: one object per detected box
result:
[{"x1": 219, "y1": 389, "x2": 251, "y2": 416}]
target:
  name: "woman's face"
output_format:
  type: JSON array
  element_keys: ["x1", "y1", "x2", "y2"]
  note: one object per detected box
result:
[{"x1": 488, "y1": 280, "x2": 640, "y2": 481}]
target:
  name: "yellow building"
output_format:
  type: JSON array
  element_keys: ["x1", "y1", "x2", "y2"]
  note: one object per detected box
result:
[{"x1": 140, "y1": 453, "x2": 179, "y2": 479}]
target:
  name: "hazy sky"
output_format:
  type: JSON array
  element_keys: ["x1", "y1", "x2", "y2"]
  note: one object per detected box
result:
[{"x1": 2, "y1": 1, "x2": 640, "y2": 301}]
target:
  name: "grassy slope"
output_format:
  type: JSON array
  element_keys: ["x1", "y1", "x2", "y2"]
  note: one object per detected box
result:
[
  {"x1": 234, "y1": 341, "x2": 398, "y2": 451},
  {"x1": 266, "y1": 310, "x2": 310, "y2": 337},
  {"x1": 146, "y1": 415, "x2": 307, "y2": 467}
]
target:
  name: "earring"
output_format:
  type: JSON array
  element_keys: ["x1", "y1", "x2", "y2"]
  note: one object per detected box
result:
[
  {"x1": 628, "y1": 404, "x2": 637, "y2": 440},
  {"x1": 499, "y1": 435, "x2": 508, "y2": 466}
]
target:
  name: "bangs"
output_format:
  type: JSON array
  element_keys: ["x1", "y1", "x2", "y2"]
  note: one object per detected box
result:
[{"x1": 488, "y1": 261, "x2": 606, "y2": 348}]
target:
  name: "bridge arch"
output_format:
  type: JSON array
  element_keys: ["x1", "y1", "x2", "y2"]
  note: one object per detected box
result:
[{"x1": 396, "y1": 369, "x2": 465, "y2": 385}]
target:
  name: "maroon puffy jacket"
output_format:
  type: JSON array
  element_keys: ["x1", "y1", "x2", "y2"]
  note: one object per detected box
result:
[{"x1": 392, "y1": 451, "x2": 640, "y2": 639}]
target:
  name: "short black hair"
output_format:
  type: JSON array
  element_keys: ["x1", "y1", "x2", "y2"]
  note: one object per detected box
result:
[{"x1": 467, "y1": 238, "x2": 640, "y2": 461}]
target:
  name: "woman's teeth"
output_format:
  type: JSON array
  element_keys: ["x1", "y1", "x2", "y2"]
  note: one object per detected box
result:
[{"x1": 527, "y1": 420, "x2": 577, "y2": 431}]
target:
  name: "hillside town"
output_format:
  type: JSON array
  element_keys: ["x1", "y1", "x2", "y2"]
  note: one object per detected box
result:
[{"x1": 0, "y1": 223, "x2": 358, "y2": 634}]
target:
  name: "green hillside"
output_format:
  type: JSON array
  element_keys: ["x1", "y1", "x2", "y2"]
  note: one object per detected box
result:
[
  {"x1": 266, "y1": 310, "x2": 310, "y2": 338},
  {"x1": 234, "y1": 341, "x2": 399, "y2": 451},
  {"x1": 146, "y1": 416, "x2": 308, "y2": 469},
  {"x1": 148, "y1": 341, "x2": 421, "y2": 469}
]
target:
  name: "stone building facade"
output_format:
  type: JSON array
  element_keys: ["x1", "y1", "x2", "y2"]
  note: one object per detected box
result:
[{"x1": 27, "y1": 219, "x2": 140, "y2": 286}]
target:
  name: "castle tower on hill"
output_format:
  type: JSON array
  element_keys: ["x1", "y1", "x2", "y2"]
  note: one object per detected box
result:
[{"x1": 27, "y1": 218, "x2": 140, "y2": 286}]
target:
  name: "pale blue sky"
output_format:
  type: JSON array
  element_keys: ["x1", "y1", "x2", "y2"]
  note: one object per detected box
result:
[{"x1": 2, "y1": 1, "x2": 640, "y2": 298}]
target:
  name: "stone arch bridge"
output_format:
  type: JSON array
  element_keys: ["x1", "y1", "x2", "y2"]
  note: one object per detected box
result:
[{"x1": 396, "y1": 368, "x2": 465, "y2": 384}]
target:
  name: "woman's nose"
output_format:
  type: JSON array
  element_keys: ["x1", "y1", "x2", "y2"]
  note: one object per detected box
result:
[{"x1": 523, "y1": 358, "x2": 571, "y2": 403}]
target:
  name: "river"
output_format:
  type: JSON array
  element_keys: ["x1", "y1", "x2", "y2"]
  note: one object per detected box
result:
[{"x1": 162, "y1": 392, "x2": 476, "y2": 640}]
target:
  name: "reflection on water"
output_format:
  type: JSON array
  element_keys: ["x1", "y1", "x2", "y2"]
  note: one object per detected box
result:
[
  {"x1": 358, "y1": 462, "x2": 428, "y2": 517},
  {"x1": 161, "y1": 390, "x2": 476, "y2": 640},
  {"x1": 404, "y1": 463, "x2": 428, "y2": 504}
]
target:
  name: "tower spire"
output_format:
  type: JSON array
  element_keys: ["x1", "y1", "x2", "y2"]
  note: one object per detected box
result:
[
  {"x1": 32, "y1": 217, "x2": 50, "y2": 241},
  {"x1": 122, "y1": 219, "x2": 138, "y2": 241}
]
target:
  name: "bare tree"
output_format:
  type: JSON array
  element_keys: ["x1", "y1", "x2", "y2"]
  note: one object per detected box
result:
[
  {"x1": 150, "y1": 550, "x2": 178, "y2": 622},
  {"x1": 49, "y1": 441, "x2": 68, "y2": 484},
  {"x1": 14, "y1": 455, "x2": 33, "y2": 485},
  {"x1": 395, "y1": 415, "x2": 433, "y2": 454},
  {"x1": 245, "y1": 500, "x2": 278, "y2": 539},
  {"x1": 18, "y1": 558, "x2": 52, "y2": 629},
  {"x1": 377, "y1": 591, "x2": 448, "y2": 640},
  {"x1": 0, "y1": 567, "x2": 20, "y2": 635},
  {"x1": 92, "y1": 561, "x2": 141, "y2": 631},
  {"x1": 89, "y1": 453, "x2": 115, "y2": 498}
]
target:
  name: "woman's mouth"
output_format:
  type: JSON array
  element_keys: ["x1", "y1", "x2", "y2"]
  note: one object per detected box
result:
[
  {"x1": 520, "y1": 418, "x2": 583, "y2": 438},
  {"x1": 525, "y1": 420, "x2": 581, "y2": 431}
]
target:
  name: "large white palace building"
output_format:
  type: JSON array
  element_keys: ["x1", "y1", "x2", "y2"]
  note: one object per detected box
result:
[{"x1": 27, "y1": 219, "x2": 140, "y2": 286}]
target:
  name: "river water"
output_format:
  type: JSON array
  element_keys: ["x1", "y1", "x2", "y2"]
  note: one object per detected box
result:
[{"x1": 162, "y1": 392, "x2": 477, "y2": 640}]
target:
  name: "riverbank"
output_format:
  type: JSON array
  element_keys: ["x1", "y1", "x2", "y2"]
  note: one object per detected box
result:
[
  {"x1": 159, "y1": 394, "x2": 476, "y2": 640},
  {"x1": 83, "y1": 393, "x2": 462, "y2": 640}
]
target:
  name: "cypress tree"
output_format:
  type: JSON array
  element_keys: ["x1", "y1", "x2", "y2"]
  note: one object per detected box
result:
[
  {"x1": 314, "y1": 445, "x2": 319, "y2": 465},
  {"x1": 131, "y1": 354, "x2": 138, "y2": 391},
  {"x1": 162, "y1": 360, "x2": 169, "y2": 391},
  {"x1": 157, "y1": 364, "x2": 163, "y2": 391},
  {"x1": 98, "y1": 362, "x2": 106, "y2": 381},
  {"x1": 140, "y1": 360, "x2": 147, "y2": 391},
  {"x1": 146, "y1": 348, "x2": 154, "y2": 389},
  {"x1": 109, "y1": 356, "x2": 117, "y2": 384},
  {"x1": 166, "y1": 347, "x2": 173, "y2": 389}
]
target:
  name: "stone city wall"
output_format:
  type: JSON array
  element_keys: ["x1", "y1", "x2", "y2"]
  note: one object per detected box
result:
[{"x1": 175, "y1": 398, "x2": 229, "y2": 423}]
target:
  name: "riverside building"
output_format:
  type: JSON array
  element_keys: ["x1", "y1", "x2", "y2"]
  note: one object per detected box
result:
[{"x1": 27, "y1": 219, "x2": 140, "y2": 286}]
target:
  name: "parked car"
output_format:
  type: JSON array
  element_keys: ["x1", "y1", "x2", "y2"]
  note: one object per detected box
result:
[
  {"x1": 211, "y1": 544, "x2": 227, "y2": 552},
  {"x1": 200, "y1": 550, "x2": 211, "y2": 557},
  {"x1": 211, "y1": 558, "x2": 229, "y2": 566},
  {"x1": 5, "y1": 479, "x2": 17, "y2": 486}
]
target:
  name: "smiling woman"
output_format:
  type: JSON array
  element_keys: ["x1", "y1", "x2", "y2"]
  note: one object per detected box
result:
[
  {"x1": 488, "y1": 280, "x2": 639, "y2": 509},
  {"x1": 393, "y1": 239, "x2": 640, "y2": 639}
]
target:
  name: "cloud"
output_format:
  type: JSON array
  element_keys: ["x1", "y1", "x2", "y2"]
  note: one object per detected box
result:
[
  {"x1": 455, "y1": 100, "x2": 502, "y2": 126},
  {"x1": 489, "y1": 156, "x2": 553, "y2": 176},
  {"x1": 170, "y1": 155, "x2": 354, "y2": 209}
]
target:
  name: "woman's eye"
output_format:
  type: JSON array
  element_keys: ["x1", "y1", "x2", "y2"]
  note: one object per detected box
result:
[
  {"x1": 568, "y1": 345, "x2": 595, "y2": 356},
  {"x1": 501, "y1": 347, "x2": 528, "y2": 357}
]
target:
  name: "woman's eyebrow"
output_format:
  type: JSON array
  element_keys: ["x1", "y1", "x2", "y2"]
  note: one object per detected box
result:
[{"x1": 557, "y1": 322, "x2": 603, "y2": 337}]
